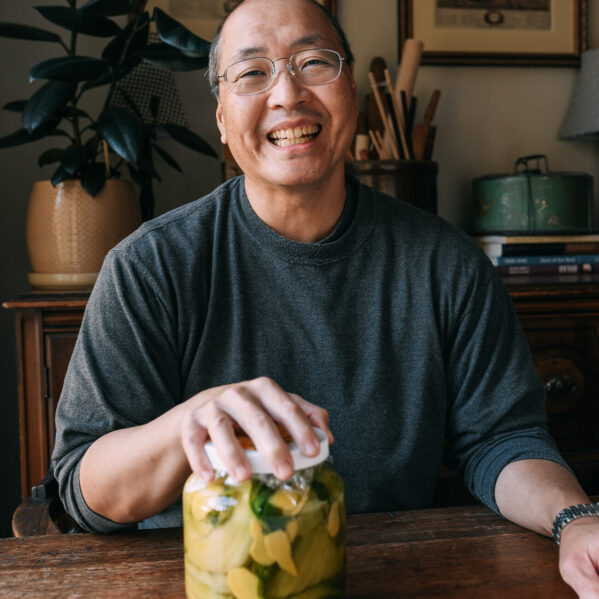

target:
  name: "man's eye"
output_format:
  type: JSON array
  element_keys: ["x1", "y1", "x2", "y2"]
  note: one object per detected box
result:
[
  {"x1": 238, "y1": 69, "x2": 269, "y2": 79},
  {"x1": 299, "y1": 58, "x2": 331, "y2": 71}
]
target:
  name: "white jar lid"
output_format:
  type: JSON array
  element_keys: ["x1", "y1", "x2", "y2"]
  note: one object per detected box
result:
[{"x1": 204, "y1": 427, "x2": 329, "y2": 475}]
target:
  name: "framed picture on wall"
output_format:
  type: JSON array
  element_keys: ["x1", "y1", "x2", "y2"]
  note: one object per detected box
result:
[
  {"x1": 147, "y1": 0, "x2": 337, "y2": 41},
  {"x1": 398, "y1": 0, "x2": 587, "y2": 66}
]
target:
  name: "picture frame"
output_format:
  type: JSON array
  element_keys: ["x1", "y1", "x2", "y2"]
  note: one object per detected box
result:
[
  {"x1": 398, "y1": 0, "x2": 587, "y2": 66},
  {"x1": 319, "y1": 0, "x2": 337, "y2": 14},
  {"x1": 146, "y1": 0, "x2": 337, "y2": 41}
]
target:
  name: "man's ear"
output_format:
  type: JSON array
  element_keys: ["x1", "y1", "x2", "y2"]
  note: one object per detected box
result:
[{"x1": 216, "y1": 101, "x2": 227, "y2": 144}]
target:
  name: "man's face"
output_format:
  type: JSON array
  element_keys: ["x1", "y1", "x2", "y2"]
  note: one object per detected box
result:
[{"x1": 215, "y1": 0, "x2": 358, "y2": 193}]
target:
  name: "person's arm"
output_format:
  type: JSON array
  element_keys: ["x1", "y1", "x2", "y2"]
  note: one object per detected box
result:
[
  {"x1": 79, "y1": 377, "x2": 331, "y2": 524},
  {"x1": 495, "y1": 459, "x2": 599, "y2": 598}
]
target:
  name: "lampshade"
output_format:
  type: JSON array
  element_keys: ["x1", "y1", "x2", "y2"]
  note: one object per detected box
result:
[{"x1": 559, "y1": 47, "x2": 599, "y2": 140}]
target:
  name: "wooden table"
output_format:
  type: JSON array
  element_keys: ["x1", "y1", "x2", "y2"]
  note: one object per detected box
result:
[{"x1": 0, "y1": 503, "x2": 576, "y2": 598}]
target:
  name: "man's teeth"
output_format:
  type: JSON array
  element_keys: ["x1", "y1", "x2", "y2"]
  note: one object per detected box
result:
[{"x1": 269, "y1": 124, "x2": 320, "y2": 146}]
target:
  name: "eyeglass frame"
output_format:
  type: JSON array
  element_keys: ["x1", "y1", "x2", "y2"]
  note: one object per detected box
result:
[{"x1": 217, "y1": 47, "x2": 349, "y2": 96}]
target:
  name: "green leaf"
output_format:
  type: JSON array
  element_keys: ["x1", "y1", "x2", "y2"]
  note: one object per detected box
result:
[
  {"x1": 113, "y1": 86, "x2": 143, "y2": 120},
  {"x1": 97, "y1": 107, "x2": 142, "y2": 163},
  {"x1": 161, "y1": 123, "x2": 217, "y2": 158},
  {"x1": 30, "y1": 56, "x2": 109, "y2": 82},
  {"x1": 34, "y1": 6, "x2": 122, "y2": 38},
  {"x1": 0, "y1": 22, "x2": 62, "y2": 43},
  {"x1": 0, "y1": 127, "x2": 51, "y2": 148},
  {"x1": 138, "y1": 153, "x2": 161, "y2": 181},
  {"x1": 80, "y1": 163, "x2": 107, "y2": 196},
  {"x1": 3, "y1": 100, "x2": 27, "y2": 113},
  {"x1": 50, "y1": 165, "x2": 71, "y2": 186},
  {"x1": 61, "y1": 105, "x2": 92, "y2": 120},
  {"x1": 101, "y1": 31, "x2": 125, "y2": 66},
  {"x1": 154, "y1": 7, "x2": 211, "y2": 57},
  {"x1": 127, "y1": 163, "x2": 143, "y2": 186},
  {"x1": 38, "y1": 148, "x2": 65, "y2": 167},
  {"x1": 139, "y1": 43, "x2": 208, "y2": 72},
  {"x1": 80, "y1": 0, "x2": 135, "y2": 17},
  {"x1": 126, "y1": 11, "x2": 149, "y2": 55},
  {"x1": 60, "y1": 145, "x2": 92, "y2": 175},
  {"x1": 101, "y1": 10, "x2": 148, "y2": 66},
  {"x1": 22, "y1": 81, "x2": 77, "y2": 132},
  {"x1": 151, "y1": 142, "x2": 182, "y2": 172},
  {"x1": 80, "y1": 68, "x2": 114, "y2": 92}
]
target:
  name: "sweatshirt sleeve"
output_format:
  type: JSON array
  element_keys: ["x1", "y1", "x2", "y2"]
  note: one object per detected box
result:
[
  {"x1": 442, "y1": 255, "x2": 569, "y2": 514},
  {"x1": 52, "y1": 246, "x2": 181, "y2": 532}
]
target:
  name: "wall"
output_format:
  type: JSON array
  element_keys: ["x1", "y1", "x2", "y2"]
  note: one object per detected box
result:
[
  {"x1": 340, "y1": 0, "x2": 599, "y2": 230},
  {"x1": 0, "y1": 0, "x2": 598, "y2": 535}
]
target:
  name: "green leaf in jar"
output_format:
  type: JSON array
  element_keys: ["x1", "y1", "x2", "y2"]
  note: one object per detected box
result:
[{"x1": 250, "y1": 480, "x2": 288, "y2": 531}]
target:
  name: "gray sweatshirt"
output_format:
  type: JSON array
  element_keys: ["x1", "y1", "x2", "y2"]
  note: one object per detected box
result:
[{"x1": 53, "y1": 175, "x2": 566, "y2": 532}]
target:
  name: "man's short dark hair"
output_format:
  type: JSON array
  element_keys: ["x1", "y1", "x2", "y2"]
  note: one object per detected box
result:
[{"x1": 207, "y1": 0, "x2": 355, "y2": 97}]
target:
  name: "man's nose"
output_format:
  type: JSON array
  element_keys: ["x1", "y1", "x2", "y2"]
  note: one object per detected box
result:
[{"x1": 267, "y1": 63, "x2": 308, "y2": 106}]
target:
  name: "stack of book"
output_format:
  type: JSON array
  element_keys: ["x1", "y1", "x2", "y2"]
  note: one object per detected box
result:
[{"x1": 474, "y1": 233, "x2": 599, "y2": 275}]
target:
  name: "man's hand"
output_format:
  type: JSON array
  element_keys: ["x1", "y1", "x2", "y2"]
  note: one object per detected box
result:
[
  {"x1": 559, "y1": 517, "x2": 599, "y2": 599},
  {"x1": 180, "y1": 376, "x2": 333, "y2": 482}
]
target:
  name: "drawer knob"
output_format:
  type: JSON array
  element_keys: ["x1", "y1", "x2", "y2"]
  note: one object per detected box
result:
[{"x1": 545, "y1": 374, "x2": 577, "y2": 398}]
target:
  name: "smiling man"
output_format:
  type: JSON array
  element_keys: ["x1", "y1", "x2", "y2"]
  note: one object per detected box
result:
[
  {"x1": 213, "y1": 1, "x2": 358, "y2": 242},
  {"x1": 53, "y1": 1, "x2": 599, "y2": 596}
]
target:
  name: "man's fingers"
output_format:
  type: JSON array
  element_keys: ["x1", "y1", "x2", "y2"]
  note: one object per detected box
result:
[
  {"x1": 181, "y1": 407, "x2": 216, "y2": 482},
  {"x1": 204, "y1": 401, "x2": 252, "y2": 481},
  {"x1": 219, "y1": 381, "x2": 296, "y2": 479},
  {"x1": 181, "y1": 377, "x2": 333, "y2": 483},
  {"x1": 288, "y1": 392, "x2": 334, "y2": 445}
]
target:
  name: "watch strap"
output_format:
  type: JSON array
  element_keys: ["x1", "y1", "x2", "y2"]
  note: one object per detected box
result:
[{"x1": 552, "y1": 503, "x2": 599, "y2": 545}]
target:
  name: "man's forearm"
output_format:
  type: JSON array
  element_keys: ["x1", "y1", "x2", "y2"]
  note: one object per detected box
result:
[
  {"x1": 79, "y1": 402, "x2": 192, "y2": 524},
  {"x1": 494, "y1": 458, "x2": 589, "y2": 536}
]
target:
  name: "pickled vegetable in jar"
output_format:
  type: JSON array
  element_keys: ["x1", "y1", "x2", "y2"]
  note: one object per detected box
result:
[{"x1": 183, "y1": 427, "x2": 345, "y2": 599}]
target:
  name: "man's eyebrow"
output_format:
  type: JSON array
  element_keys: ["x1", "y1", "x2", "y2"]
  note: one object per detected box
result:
[
  {"x1": 231, "y1": 46, "x2": 268, "y2": 61},
  {"x1": 291, "y1": 34, "x2": 329, "y2": 49}
]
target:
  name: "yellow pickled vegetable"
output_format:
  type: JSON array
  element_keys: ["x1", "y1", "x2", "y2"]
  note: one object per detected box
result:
[
  {"x1": 191, "y1": 483, "x2": 225, "y2": 521},
  {"x1": 285, "y1": 518, "x2": 298, "y2": 543},
  {"x1": 268, "y1": 522, "x2": 344, "y2": 598},
  {"x1": 249, "y1": 518, "x2": 275, "y2": 566},
  {"x1": 268, "y1": 487, "x2": 309, "y2": 515},
  {"x1": 227, "y1": 567, "x2": 262, "y2": 599},
  {"x1": 185, "y1": 558, "x2": 232, "y2": 595},
  {"x1": 264, "y1": 529, "x2": 298, "y2": 576},
  {"x1": 327, "y1": 500, "x2": 340, "y2": 538},
  {"x1": 185, "y1": 481, "x2": 253, "y2": 573}
]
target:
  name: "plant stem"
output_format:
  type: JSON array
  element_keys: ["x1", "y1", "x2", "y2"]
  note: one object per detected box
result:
[
  {"x1": 67, "y1": 2, "x2": 83, "y2": 148},
  {"x1": 101, "y1": 13, "x2": 146, "y2": 114}
]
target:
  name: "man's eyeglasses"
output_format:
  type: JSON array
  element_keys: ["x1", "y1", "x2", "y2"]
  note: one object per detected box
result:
[{"x1": 218, "y1": 48, "x2": 348, "y2": 96}]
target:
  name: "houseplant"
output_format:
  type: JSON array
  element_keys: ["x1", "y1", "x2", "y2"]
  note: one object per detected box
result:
[{"x1": 0, "y1": 0, "x2": 217, "y2": 288}]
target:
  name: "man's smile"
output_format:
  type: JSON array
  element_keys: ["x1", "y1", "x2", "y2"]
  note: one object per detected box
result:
[{"x1": 267, "y1": 124, "x2": 321, "y2": 147}]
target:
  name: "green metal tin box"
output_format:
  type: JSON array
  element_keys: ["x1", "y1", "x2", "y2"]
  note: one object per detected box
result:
[{"x1": 472, "y1": 155, "x2": 593, "y2": 235}]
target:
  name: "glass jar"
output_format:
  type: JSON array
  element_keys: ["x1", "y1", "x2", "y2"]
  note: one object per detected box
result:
[{"x1": 183, "y1": 427, "x2": 345, "y2": 599}]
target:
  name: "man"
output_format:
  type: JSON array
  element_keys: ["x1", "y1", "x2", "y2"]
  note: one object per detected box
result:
[{"x1": 53, "y1": 0, "x2": 599, "y2": 596}]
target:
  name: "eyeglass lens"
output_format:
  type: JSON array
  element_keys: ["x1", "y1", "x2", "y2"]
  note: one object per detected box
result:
[{"x1": 224, "y1": 48, "x2": 342, "y2": 95}]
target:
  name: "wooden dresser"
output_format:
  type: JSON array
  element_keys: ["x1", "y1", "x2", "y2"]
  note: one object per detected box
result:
[
  {"x1": 3, "y1": 291, "x2": 88, "y2": 499},
  {"x1": 5, "y1": 276, "x2": 599, "y2": 502}
]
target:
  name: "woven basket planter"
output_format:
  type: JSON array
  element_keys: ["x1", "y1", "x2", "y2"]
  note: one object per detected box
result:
[{"x1": 26, "y1": 179, "x2": 141, "y2": 289}]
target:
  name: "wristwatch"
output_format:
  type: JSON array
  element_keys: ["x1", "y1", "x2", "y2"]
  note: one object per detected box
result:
[{"x1": 552, "y1": 503, "x2": 599, "y2": 545}]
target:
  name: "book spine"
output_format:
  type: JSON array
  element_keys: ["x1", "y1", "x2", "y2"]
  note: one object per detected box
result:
[
  {"x1": 483, "y1": 242, "x2": 599, "y2": 258},
  {"x1": 494, "y1": 254, "x2": 599, "y2": 266},
  {"x1": 495, "y1": 263, "x2": 599, "y2": 275}
]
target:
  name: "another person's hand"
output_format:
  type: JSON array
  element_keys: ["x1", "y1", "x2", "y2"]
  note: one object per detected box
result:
[
  {"x1": 180, "y1": 376, "x2": 332, "y2": 482},
  {"x1": 559, "y1": 517, "x2": 599, "y2": 598}
]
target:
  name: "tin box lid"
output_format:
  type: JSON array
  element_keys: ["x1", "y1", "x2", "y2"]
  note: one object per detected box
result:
[{"x1": 204, "y1": 426, "x2": 329, "y2": 474}]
